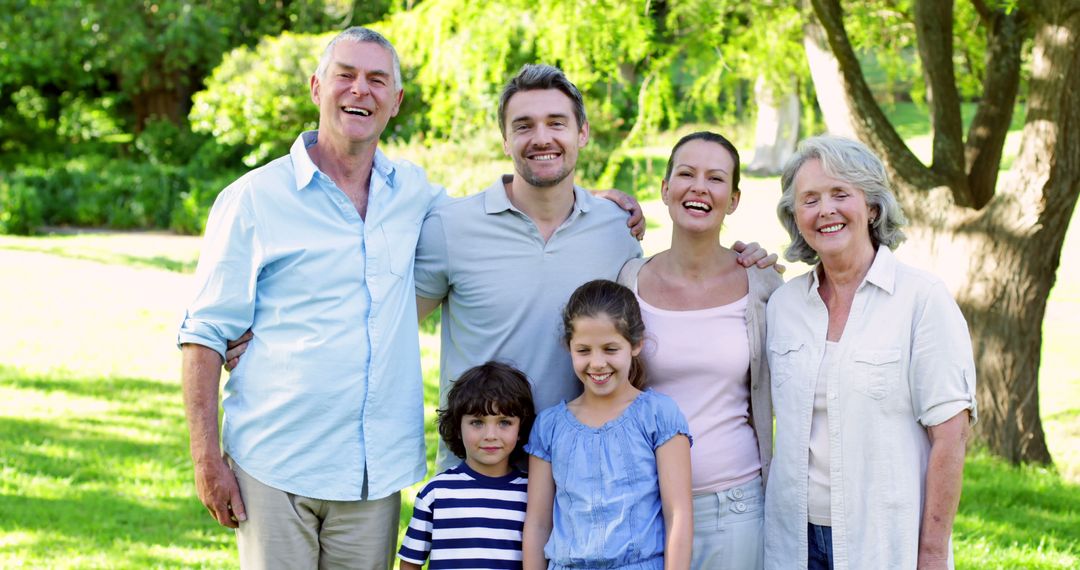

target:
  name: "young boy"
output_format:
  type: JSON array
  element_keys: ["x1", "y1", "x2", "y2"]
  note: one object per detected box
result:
[{"x1": 398, "y1": 361, "x2": 536, "y2": 570}]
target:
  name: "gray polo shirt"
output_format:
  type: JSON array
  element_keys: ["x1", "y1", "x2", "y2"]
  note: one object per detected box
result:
[{"x1": 415, "y1": 175, "x2": 642, "y2": 466}]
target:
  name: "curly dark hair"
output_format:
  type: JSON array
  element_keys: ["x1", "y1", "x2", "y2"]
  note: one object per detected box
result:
[
  {"x1": 562, "y1": 279, "x2": 647, "y2": 389},
  {"x1": 437, "y1": 361, "x2": 536, "y2": 461}
]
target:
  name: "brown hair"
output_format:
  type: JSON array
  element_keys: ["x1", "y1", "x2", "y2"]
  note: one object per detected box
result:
[{"x1": 561, "y1": 279, "x2": 647, "y2": 389}]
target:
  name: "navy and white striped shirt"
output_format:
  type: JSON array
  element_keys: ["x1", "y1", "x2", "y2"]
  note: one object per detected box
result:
[{"x1": 398, "y1": 462, "x2": 527, "y2": 569}]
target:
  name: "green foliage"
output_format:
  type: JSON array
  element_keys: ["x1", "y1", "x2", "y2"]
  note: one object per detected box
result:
[
  {"x1": 0, "y1": 155, "x2": 243, "y2": 236},
  {"x1": 190, "y1": 32, "x2": 328, "y2": 167},
  {"x1": 0, "y1": 177, "x2": 45, "y2": 235}
]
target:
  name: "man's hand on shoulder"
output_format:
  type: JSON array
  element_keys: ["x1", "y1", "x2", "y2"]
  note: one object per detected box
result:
[
  {"x1": 732, "y1": 241, "x2": 784, "y2": 273},
  {"x1": 593, "y1": 189, "x2": 645, "y2": 241}
]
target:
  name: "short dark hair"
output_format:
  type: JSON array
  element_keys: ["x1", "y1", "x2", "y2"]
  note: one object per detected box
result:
[
  {"x1": 497, "y1": 64, "x2": 587, "y2": 138},
  {"x1": 664, "y1": 131, "x2": 741, "y2": 194},
  {"x1": 437, "y1": 361, "x2": 536, "y2": 461}
]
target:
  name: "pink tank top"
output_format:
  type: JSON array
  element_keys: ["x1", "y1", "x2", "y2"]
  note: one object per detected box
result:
[{"x1": 637, "y1": 294, "x2": 761, "y2": 493}]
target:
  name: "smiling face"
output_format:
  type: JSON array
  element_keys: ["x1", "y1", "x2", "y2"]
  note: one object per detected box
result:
[
  {"x1": 662, "y1": 139, "x2": 740, "y2": 234},
  {"x1": 501, "y1": 89, "x2": 589, "y2": 189},
  {"x1": 310, "y1": 40, "x2": 403, "y2": 150},
  {"x1": 792, "y1": 158, "x2": 876, "y2": 261},
  {"x1": 461, "y1": 412, "x2": 521, "y2": 477},
  {"x1": 568, "y1": 314, "x2": 642, "y2": 401}
]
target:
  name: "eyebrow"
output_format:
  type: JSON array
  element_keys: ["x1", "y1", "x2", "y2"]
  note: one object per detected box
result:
[
  {"x1": 332, "y1": 62, "x2": 392, "y2": 79},
  {"x1": 511, "y1": 112, "x2": 571, "y2": 124}
]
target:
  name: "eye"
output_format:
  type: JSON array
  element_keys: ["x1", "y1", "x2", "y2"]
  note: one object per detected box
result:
[
  {"x1": 499, "y1": 419, "x2": 513, "y2": 427},
  {"x1": 469, "y1": 419, "x2": 483, "y2": 427}
]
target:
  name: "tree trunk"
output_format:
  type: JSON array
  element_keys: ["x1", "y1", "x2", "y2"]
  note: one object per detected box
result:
[
  {"x1": 804, "y1": 13, "x2": 856, "y2": 137},
  {"x1": 807, "y1": 0, "x2": 1080, "y2": 463},
  {"x1": 747, "y1": 75, "x2": 800, "y2": 176}
]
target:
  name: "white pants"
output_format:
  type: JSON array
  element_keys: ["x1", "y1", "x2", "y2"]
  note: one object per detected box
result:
[{"x1": 691, "y1": 475, "x2": 764, "y2": 570}]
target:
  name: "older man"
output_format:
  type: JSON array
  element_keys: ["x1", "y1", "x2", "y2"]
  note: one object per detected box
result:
[{"x1": 178, "y1": 28, "x2": 442, "y2": 569}]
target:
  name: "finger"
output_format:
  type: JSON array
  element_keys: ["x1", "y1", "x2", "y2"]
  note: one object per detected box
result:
[
  {"x1": 757, "y1": 253, "x2": 780, "y2": 269},
  {"x1": 227, "y1": 330, "x2": 253, "y2": 350},
  {"x1": 731, "y1": 240, "x2": 747, "y2": 253},
  {"x1": 229, "y1": 489, "x2": 248, "y2": 523},
  {"x1": 210, "y1": 499, "x2": 239, "y2": 528},
  {"x1": 224, "y1": 357, "x2": 239, "y2": 372}
]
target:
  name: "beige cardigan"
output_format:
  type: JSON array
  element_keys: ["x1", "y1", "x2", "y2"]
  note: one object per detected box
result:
[{"x1": 617, "y1": 256, "x2": 783, "y2": 486}]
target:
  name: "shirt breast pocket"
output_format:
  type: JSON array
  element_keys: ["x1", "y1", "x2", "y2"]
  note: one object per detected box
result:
[
  {"x1": 767, "y1": 339, "x2": 808, "y2": 390},
  {"x1": 380, "y1": 221, "x2": 421, "y2": 278},
  {"x1": 852, "y1": 348, "x2": 902, "y2": 400}
]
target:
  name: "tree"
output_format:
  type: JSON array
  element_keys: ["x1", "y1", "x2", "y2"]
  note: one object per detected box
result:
[{"x1": 808, "y1": 0, "x2": 1080, "y2": 463}]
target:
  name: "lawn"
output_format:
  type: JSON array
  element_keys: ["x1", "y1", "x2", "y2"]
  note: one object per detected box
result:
[{"x1": 1, "y1": 193, "x2": 1078, "y2": 568}]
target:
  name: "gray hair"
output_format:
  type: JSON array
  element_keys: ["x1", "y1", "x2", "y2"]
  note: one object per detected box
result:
[
  {"x1": 315, "y1": 27, "x2": 402, "y2": 89},
  {"x1": 497, "y1": 64, "x2": 587, "y2": 138},
  {"x1": 777, "y1": 135, "x2": 907, "y2": 264}
]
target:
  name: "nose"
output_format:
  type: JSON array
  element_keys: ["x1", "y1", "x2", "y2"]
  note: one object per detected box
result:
[
  {"x1": 531, "y1": 124, "x2": 554, "y2": 146},
  {"x1": 350, "y1": 76, "x2": 371, "y2": 97}
]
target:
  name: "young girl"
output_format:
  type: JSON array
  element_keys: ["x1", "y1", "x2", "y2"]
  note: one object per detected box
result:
[
  {"x1": 522, "y1": 280, "x2": 693, "y2": 570},
  {"x1": 398, "y1": 361, "x2": 536, "y2": 570}
]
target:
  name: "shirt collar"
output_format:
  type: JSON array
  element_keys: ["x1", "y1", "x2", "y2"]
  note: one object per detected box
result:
[
  {"x1": 805, "y1": 244, "x2": 897, "y2": 297},
  {"x1": 290, "y1": 130, "x2": 397, "y2": 191},
  {"x1": 483, "y1": 174, "x2": 592, "y2": 215}
]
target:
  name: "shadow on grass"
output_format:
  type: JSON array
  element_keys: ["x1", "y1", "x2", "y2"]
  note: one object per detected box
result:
[
  {"x1": 0, "y1": 367, "x2": 235, "y2": 566},
  {"x1": 956, "y1": 450, "x2": 1080, "y2": 557}
]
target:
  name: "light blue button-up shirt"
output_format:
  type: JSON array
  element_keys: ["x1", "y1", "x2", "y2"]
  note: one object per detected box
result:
[{"x1": 178, "y1": 131, "x2": 445, "y2": 501}]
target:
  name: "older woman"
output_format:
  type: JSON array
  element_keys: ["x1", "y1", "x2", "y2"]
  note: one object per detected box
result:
[
  {"x1": 619, "y1": 131, "x2": 783, "y2": 569},
  {"x1": 764, "y1": 136, "x2": 976, "y2": 570}
]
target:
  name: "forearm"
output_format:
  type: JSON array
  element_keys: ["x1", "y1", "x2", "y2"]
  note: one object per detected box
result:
[
  {"x1": 399, "y1": 561, "x2": 422, "y2": 570},
  {"x1": 662, "y1": 507, "x2": 692, "y2": 570},
  {"x1": 181, "y1": 343, "x2": 225, "y2": 463},
  {"x1": 919, "y1": 413, "x2": 969, "y2": 565},
  {"x1": 522, "y1": 519, "x2": 551, "y2": 570}
]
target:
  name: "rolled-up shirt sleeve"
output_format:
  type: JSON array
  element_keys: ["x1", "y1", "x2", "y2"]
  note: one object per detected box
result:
[
  {"x1": 177, "y1": 181, "x2": 260, "y2": 360},
  {"x1": 910, "y1": 280, "x2": 978, "y2": 427}
]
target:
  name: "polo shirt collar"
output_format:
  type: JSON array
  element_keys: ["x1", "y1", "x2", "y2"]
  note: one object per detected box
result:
[
  {"x1": 483, "y1": 174, "x2": 592, "y2": 215},
  {"x1": 290, "y1": 130, "x2": 397, "y2": 191},
  {"x1": 805, "y1": 244, "x2": 897, "y2": 297}
]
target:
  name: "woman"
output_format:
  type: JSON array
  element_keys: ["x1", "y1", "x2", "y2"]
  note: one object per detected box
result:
[
  {"x1": 764, "y1": 136, "x2": 976, "y2": 570},
  {"x1": 619, "y1": 131, "x2": 782, "y2": 569}
]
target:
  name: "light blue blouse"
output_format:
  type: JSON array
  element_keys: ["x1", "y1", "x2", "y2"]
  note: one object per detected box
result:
[{"x1": 525, "y1": 389, "x2": 691, "y2": 569}]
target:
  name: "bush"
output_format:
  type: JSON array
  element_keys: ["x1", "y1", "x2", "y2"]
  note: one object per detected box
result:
[{"x1": 0, "y1": 177, "x2": 45, "y2": 235}]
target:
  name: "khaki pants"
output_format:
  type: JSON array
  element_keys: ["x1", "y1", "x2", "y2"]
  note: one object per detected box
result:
[{"x1": 230, "y1": 460, "x2": 401, "y2": 570}]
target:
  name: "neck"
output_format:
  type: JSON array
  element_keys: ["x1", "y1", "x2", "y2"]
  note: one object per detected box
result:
[
  {"x1": 820, "y1": 243, "x2": 877, "y2": 289},
  {"x1": 664, "y1": 228, "x2": 730, "y2": 279},
  {"x1": 505, "y1": 175, "x2": 576, "y2": 236},
  {"x1": 310, "y1": 134, "x2": 378, "y2": 188}
]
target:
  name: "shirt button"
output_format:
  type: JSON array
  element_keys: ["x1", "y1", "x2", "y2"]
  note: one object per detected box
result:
[
  {"x1": 829, "y1": 392, "x2": 837, "y2": 400},
  {"x1": 732, "y1": 488, "x2": 744, "y2": 499},
  {"x1": 735, "y1": 502, "x2": 747, "y2": 513}
]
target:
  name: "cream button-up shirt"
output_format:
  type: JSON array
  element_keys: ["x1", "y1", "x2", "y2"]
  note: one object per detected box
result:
[{"x1": 764, "y1": 246, "x2": 976, "y2": 570}]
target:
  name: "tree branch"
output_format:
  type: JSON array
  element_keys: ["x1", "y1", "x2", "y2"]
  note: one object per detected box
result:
[
  {"x1": 914, "y1": 0, "x2": 969, "y2": 201},
  {"x1": 810, "y1": 0, "x2": 941, "y2": 190},
  {"x1": 965, "y1": 10, "x2": 1024, "y2": 208}
]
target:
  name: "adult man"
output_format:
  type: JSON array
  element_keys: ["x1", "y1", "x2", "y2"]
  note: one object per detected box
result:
[
  {"x1": 178, "y1": 27, "x2": 441, "y2": 569},
  {"x1": 414, "y1": 65, "x2": 771, "y2": 470}
]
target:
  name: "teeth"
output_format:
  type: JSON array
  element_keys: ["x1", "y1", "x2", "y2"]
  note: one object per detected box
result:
[
  {"x1": 683, "y1": 201, "x2": 712, "y2": 212},
  {"x1": 531, "y1": 154, "x2": 558, "y2": 161},
  {"x1": 820, "y1": 223, "x2": 844, "y2": 234},
  {"x1": 343, "y1": 107, "x2": 371, "y2": 116},
  {"x1": 589, "y1": 372, "x2": 612, "y2": 383}
]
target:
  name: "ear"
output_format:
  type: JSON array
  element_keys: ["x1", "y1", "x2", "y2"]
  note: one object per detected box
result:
[
  {"x1": 389, "y1": 87, "x2": 403, "y2": 118},
  {"x1": 631, "y1": 341, "x2": 643, "y2": 358},
  {"x1": 503, "y1": 135, "x2": 511, "y2": 157},
  {"x1": 727, "y1": 191, "x2": 741, "y2": 214},
  {"x1": 577, "y1": 120, "x2": 590, "y2": 148},
  {"x1": 310, "y1": 74, "x2": 321, "y2": 106},
  {"x1": 660, "y1": 179, "x2": 669, "y2": 205}
]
